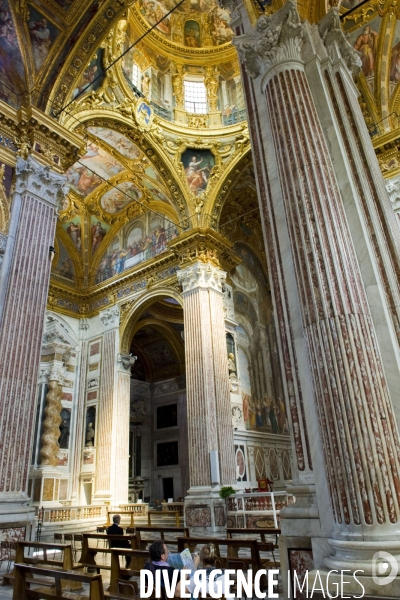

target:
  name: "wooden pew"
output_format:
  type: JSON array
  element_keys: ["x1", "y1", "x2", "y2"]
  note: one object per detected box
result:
[
  {"x1": 107, "y1": 548, "x2": 149, "y2": 598},
  {"x1": 147, "y1": 510, "x2": 180, "y2": 527},
  {"x1": 12, "y1": 563, "x2": 104, "y2": 600},
  {"x1": 2, "y1": 541, "x2": 81, "y2": 590},
  {"x1": 177, "y1": 536, "x2": 262, "y2": 567},
  {"x1": 80, "y1": 533, "x2": 136, "y2": 573},
  {"x1": 135, "y1": 526, "x2": 189, "y2": 550},
  {"x1": 227, "y1": 527, "x2": 281, "y2": 546}
]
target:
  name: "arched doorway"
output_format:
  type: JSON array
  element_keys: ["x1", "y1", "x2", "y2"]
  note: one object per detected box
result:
[{"x1": 126, "y1": 296, "x2": 188, "y2": 504}]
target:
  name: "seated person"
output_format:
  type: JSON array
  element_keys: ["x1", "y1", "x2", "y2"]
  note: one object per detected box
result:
[
  {"x1": 107, "y1": 514, "x2": 131, "y2": 568},
  {"x1": 180, "y1": 544, "x2": 226, "y2": 598},
  {"x1": 146, "y1": 540, "x2": 181, "y2": 599}
]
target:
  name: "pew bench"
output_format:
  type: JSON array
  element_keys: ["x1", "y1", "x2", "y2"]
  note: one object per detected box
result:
[
  {"x1": 2, "y1": 541, "x2": 80, "y2": 590},
  {"x1": 80, "y1": 534, "x2": 136, "y2": 573},
  {"x1": 107, "y1": 548, "x2": 149, "y2": 598},
  {"x1": 12, "y1": 564, "x2": 104, "y2": 600},
  {"x1": 227, "y1": 527, "x2": 281, "y2": 546},
  {"x1": 135, "y1": 526, "x2": 189, "y2": 550}
]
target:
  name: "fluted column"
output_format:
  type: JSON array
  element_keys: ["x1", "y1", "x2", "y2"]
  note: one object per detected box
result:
[
  {"x1": 235, "y1": 0, "x2": 400, "y2": 587},
  {"x1": 0, "y1": 156, "x2": 67, "y2": 522},
  {"x1": 178, "y1": 260, "x2": 236, "y2": 531},
  {"x1": 93, "y1": 306, "x2": 135, "y2": 506}
]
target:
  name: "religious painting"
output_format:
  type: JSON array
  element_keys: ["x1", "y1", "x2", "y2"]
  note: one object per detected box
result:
[
  {"x1": 184, "y1": 20, "x2": 200, "y2": 47},
  {"x1": 181, "y1": 148, "x2": 215, "y2": 196},
  {"x1": 88, "y1": 127, "x2": 141, "y2": 160},
  {"x1": 90, "y1": 217, "x2": 109, "y2": 254},
  {"x1": 210, "y1": 7, "x2": 233, "y2": 45},
  {"x1": 28, "y1": 9, "x2": 59, "y2": 72},
  {"x1": 136, "y1": 101, "x2": 153, "y2": 129},
  {"x1": 96, "y1": 214, "x2": 179, "y2": 283},
  {"x1": 157, "y1": 404, "x2": 178, "y2": 429},
  {"x1": 66, "y1": 144, "x2": 124, "y2": 197},
  {"x1": 156, "y1": 441, "x2": 178, "y2": 467},
  {"x1": 62, "y1": 216, "x2": 81, "y2": 251},
  {"x1": 348, "y1": 17, "x2": 381, "y2": 78},
  {"x1": 0, "y1": 0, "x2": 25, "y2": 106},
  {"x1": 100, "y1": 181, "x2": 143, "y2": 214},
  {"x1": 52, "y1": 238, "x2": 74, "y2": 283},
  {"x1": 0, "y1": 162, "x2": 14, "y2": 198},
  {"x1": 145, "y1": 165, "x2": 165, "y2": 186},
  {"x1": 390, "y1": 20, "x2": 400, "y2": 84},
  {"x1": 143, "y1": 178, "x2": 170, "y2": 203},
  {"x1": 72, "y1": 50, "x2": 105, "y2": 100},
  {"x1": 139, "y1": 0, "x2": 172, "y2": 36}
]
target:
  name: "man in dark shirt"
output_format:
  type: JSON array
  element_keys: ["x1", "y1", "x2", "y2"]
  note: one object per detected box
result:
[{"x1": 107, "y1": 514, "x2": 131, "y2": 568}]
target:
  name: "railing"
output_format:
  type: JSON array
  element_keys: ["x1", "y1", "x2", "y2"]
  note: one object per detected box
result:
[
  {"x1": 161, "y1": 502, "x2": 184, "y2": 516},
  {"x1": 42, "y1": 505, "x2": 105, "y2": 523},
  {"x1": 226, "y1": 491, "x2": 295, "y2": 529},
  {"x1": 118, "y1": 503, "x2": 148, "y2": 515},
  {"x1": 223, "y1": 108, "x2": 247, "y2": 126}
]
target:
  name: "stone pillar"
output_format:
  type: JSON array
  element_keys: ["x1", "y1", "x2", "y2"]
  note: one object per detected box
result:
[
  {"x1": 71, "y1": 319, "x2": 89, "y2": 502},
  {"x1": 93, "y1": 306, "x2": 135, "y2": 506},
  {"x1": 178, "y1": 260, "x2": 236, "y2": 532},
  {"x1": 0, "y1": 156, "x2": 67, "y2": 526},
  {"x1": 235, "y1": 1, "x2": 400, "y2": 592}
]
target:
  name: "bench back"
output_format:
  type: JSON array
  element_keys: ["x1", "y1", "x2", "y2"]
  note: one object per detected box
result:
[
  {"x1": 81, "y1": 533, "x2": 136, "y2": 565},
  {"x1": 177, "y1": 537, "x2": 262, "y2": 567},
  {"x1": 109, "y1": 548, "x2": 150, "y2": 595},
  {"x1": 135, "y1": 526, "x2": 189, "y2": 549},
  {"x1": 13, "y1": 563, "x2": 104, "y2": 600}
]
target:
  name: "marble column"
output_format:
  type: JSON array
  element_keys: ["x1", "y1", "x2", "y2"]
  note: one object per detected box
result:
[
  {"x1": 234, "y1": 0, "x2": 400, "y2": 591},
  {"x1": 71, "y1": 319, "x2": 89, "y2": 502},
  {"x1": 0, "y1": 156, "x2": 67, "y2": 527},
  {"x1": 93, "y1": 306, "x2": 135, "y2": 507},
  {"x1": 178, "y1": 260, "x2": 236, "y2": 532}
]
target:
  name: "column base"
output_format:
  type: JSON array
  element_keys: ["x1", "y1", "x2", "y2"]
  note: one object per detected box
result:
[
  {"x1": 0, "y1": 493, "x2": 36, "y2": 542},
  {"x1": 184, "y1": 487, "x2": 227, "y2": 534}
]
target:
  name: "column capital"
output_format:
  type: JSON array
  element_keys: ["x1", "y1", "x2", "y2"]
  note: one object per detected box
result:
[
  {"x1": 15, "y1": 155, "x2": 69, "y2": 210},
  {"x1": 99, "y1": 305, "x2": 120, "y2": 330},
  {"x1": 318, "y1": 8, "x2": 361, "y2": 75},
  {"x1": 177, "y1": 260, "x2": 227, "y2": 295},
  {"x1": 117, "y1": 352, "x2": 137, "y2": 372},
  {"x1": 233, "y1": 0, "x2": 303, "y2": 82}
]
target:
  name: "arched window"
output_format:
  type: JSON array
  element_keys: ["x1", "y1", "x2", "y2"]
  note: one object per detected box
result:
[
  {"x1": 132, "y1": 64, "x2": 140, "y2": 88},
  {"x1": 184, "y1": 80, "x2": 207, "y2": 114}
]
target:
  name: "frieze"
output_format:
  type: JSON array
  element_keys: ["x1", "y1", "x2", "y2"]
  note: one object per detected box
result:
[{"x1": 100, "y1": 305, "x2": 120, "y2": 329}]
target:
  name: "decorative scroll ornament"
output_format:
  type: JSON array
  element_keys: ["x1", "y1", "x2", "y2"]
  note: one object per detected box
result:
[
  {"x1": 117, "y1": 353, "x2": 137, "y2": 371},
  {"x1": 233, "y1": 0, "x2": 303, "y2": 80},
  {"x1": 15, "y1": 155, "x2": 69, "y2": 210},
  {"x1": 318, "y1": 8, "x2": 361, "y2": 75},
  {"x1": 177, "y1": 260, "x2": 227, "y2": 294}
]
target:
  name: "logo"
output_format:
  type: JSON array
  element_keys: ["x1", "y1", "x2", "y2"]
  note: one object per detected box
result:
[{"x1": 372, "y1": 551, "x2": 398, "y2": 586}]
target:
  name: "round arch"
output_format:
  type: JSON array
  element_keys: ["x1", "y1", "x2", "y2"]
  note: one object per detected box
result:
[{"x1": 120, "y1": 286, "x2": 183, "y2": 353}]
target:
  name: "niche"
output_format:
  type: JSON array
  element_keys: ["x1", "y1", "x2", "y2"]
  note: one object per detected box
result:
[{"x1": 85, "y1": 406, "x2": 96, "y2": 447}]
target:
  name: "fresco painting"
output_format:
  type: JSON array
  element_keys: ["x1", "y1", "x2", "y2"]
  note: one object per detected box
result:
[
  {"x1": 96, "y1": 214, "x2": 179, "y2": 283},
  {"x1": 184, "y1": 21, "x2": 200, "y2": 47},
  {"x1": 62, "y1": 217, "x2": 82, "y2": 251},
  {"x1": 144, "y1": 165, "x2": 165, "y2": 186},
  {"x1": 28, "y1": 8, "x2": 59, "y2": 71},
  {"x1": 348, "y1": 17, "x2": 381, "y2": 78},
  {"x1": 139, "y1": 0, "x2": 233, "y2": 46},
  {"x1": 0, "y1": 0, "x2": 25, "y2": 106},
  {"x1": 53, "y1": 238, "x2": 75, "y2": 282},
  {"x1": 66, "y1": 144, "x2": 124, "y2": 197},
  {"x1": 143, "y1": 178, "x2": 170, "y2": 203},
  {"x1": 390, "y1": 20, "x2": 400, "y2": 83},
  {"x1": 72, "y1": 50, "x2": 105, "y2": 99},
  {"x1": 90, "y1": 217, "x2": 110, "y2": 254},
  {"x1": 100, "y1": 181, "x2": 143, "y2": 214},
  {"x1": 88, "y1": 127, "x2": 141, "y2": 160},
  {"x1": 181, "y1": 148, "x2": 215, "y2": 196}
]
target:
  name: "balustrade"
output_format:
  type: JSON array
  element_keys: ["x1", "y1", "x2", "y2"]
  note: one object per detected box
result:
[{"x1": 226, "y1": 492, "x2": 295, "y2": 529}]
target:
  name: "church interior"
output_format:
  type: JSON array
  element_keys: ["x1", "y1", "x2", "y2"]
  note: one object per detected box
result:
[{"x1": 1, "y1": 0, "x2": 400, "y2": 597}]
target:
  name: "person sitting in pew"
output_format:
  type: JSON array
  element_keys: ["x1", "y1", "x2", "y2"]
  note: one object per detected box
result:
[
  {"x1": 179, "y1": 543, "x2": 227, "y2": 598},
  {"x1": 107, "y1": 514, "x2": 131, "y2": 568},
  {"x1": 146, "y1": 540, "x2": 181, "y2": 599}
]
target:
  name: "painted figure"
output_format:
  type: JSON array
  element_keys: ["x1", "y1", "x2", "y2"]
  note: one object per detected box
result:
[{"x1": 354, "y1": 26, "x2": 378, "y2": 77}]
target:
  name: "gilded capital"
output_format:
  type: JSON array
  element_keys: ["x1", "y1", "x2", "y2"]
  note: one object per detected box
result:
[{"x1": 233, "y1": 0, "x2": 303, "y2": 81}]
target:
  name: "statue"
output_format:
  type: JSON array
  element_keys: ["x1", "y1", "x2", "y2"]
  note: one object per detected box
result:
[
  {"x1": 228, "y1": 352, "x2": 237, "y2": 376},
  {"x1": 86, "y1": 422, "x2": 95, "y2": 446},
  {"x1": 142, "y1": 74, "x2": 151, "y2": 97},
  {"x1": 59, "y1": 419, "x2": 70, "y2": 449}
]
